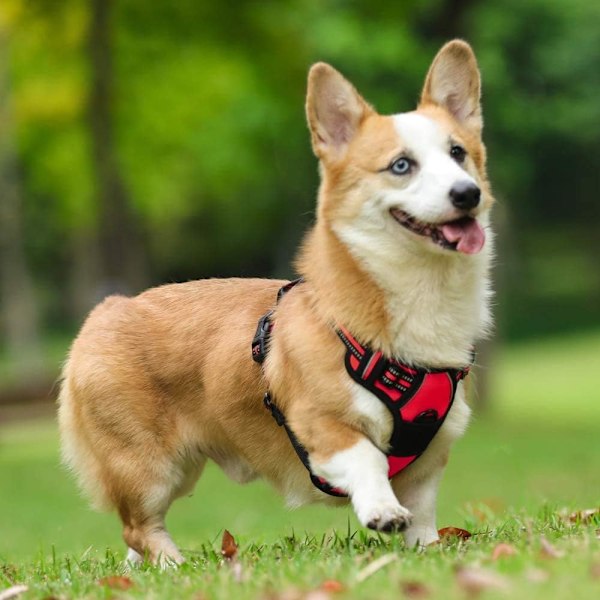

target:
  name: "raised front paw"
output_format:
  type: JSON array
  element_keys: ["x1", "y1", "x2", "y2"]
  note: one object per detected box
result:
[{"x1": 359, "y1": 502, "x2": 413, "y2": 533}]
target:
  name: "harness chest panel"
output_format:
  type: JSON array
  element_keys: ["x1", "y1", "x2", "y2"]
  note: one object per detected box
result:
[
  {"x1": 337, "y1": 327, "x2": 468, "y2": 481},
  {"x1": 252, "y1": 280, "x2": 470, "y2": 497}
]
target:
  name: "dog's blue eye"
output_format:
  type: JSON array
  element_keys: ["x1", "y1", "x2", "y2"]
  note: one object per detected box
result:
[
  {"x1": 450, "y1": 145, "x2": 467, "y2": 163},
  {"x1": 390, "y1": 158, "x2": 411, "y2": 175}
]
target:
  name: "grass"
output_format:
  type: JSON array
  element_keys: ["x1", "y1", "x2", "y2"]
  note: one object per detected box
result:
[
  {"x1": 1, "y1": 330, "x2": 599, "y2": 598},
  {"x1": 2, "y1": 517, "x2": 599, "y2": 600}
]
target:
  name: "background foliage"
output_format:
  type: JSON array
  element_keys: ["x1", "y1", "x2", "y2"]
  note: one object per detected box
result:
[
  {"x1": 0, "y1": 3, "x2": 599, "y2": 595},
  {"x1": 0, "y1": 0, "x2": 598, "y2": 383}
]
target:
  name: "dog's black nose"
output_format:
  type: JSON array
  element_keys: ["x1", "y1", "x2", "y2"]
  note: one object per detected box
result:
[{"x1": 449, "y1": 181, "x2": 481, "y2": 210}]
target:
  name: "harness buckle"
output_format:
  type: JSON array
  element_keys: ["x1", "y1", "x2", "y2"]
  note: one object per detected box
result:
[
  {"x1": 251, "y1": 310, "x2": 273, "y2": 364},
  {"x1": 456, "y1": 367, "x2": 470, "y2": 381}
]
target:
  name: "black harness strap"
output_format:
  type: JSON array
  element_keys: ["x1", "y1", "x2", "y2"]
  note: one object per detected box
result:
[
  {"x1": 252, "y1": 277, "x2": 346, "y2": 497},
  {"x1": 262, "y1": 392, "x2": 346, "y2": 497}
]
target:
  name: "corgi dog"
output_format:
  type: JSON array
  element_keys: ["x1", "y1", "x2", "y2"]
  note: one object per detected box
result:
[{"x1": 59, "y1": 40, "x2": 493, "y2": 565}]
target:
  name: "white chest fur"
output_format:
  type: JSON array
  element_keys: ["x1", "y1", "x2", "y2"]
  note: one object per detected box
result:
[
  {"x1": 334, "y1": 220, "x2": 493, "y2": 367},
  {"x1": 350, "y1": 381, "x2": 394, "y2": 450},
  {"x1": 349, "y1": 376, "x2": 471, "y2": 458}
]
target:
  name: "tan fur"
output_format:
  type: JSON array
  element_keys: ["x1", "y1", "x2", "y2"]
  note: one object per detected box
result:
[{"x1": 59, "y1": 40, "x2": 494, "y2": 562}]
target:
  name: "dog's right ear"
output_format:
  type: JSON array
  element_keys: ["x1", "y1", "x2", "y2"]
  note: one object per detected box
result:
[{"x1": 306, "y1": 63, "x2": 372, "y2": 161}]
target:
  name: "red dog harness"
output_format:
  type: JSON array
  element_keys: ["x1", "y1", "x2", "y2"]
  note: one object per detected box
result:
[{"x1": 252, "y1": 279, "x2": 470, "y2": 497}]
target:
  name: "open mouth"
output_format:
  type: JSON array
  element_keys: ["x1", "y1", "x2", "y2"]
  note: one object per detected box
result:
[{"x1": 390, "y1": 209, "x2": 485, "y2": 255}]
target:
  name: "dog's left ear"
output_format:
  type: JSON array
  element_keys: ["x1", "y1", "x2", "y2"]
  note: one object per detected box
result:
[{"x1": 420, "y1": 40, "x2": 482, "y2": 133}]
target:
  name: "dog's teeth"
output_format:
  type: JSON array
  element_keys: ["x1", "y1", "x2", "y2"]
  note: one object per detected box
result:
[{"x1": 393, "y1": 209, "x2": 450, "y2": 245}]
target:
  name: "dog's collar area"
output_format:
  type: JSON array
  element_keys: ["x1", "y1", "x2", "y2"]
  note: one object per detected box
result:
[{"x1": 252, "y1": 279, "x2": 471, "y2": 498}]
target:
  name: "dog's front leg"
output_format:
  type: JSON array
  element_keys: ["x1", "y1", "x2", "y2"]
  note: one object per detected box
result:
[
  {"x1": 391, "y1": 464, "x2": 444, "y2": 548},
  {"x1": 311, "y1": 437, "x2": 413, "y2": 532}
]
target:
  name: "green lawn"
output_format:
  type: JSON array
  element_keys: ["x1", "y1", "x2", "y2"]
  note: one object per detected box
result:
[{"x1": 1, "y1": 331, "x2": 599, "y2": 598}]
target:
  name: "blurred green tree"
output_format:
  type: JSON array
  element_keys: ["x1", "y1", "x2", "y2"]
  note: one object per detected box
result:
[{"x1": 0, "y1": 0, "x2": 597, "y2": 346}]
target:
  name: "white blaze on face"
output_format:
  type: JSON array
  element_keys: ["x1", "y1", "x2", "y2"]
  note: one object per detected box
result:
[{"x1": 391, "y1": 113, "x2": 477, "y2": 223}]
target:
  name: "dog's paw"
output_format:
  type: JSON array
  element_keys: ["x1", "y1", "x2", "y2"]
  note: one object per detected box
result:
[
  {"x1": 126, "y1": 547, "x2": 144, "y2": 566},
  {"x1": 359, "y1": 503, "x2": 413, "y2": 533},
  {"x1": 403, "y1": 526, "x2": 440, "y2": 548}
]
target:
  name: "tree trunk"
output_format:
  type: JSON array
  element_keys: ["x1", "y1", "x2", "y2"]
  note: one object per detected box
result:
[
  {"x1": 88, "y1": 0, "x2": 148, "y2": 297},
  {"x1": 0, "y1": 28, "x2": 43, "y2": 379}
]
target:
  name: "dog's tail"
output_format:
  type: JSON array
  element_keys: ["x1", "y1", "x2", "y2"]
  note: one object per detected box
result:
[{"x1": 57, "y1": 367, "x2": 114, "y2": 512}]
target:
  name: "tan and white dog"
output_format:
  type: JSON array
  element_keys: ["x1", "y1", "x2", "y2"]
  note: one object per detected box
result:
[{"x1": 59, "y1": 40, "x2": 494, "y2": 565}]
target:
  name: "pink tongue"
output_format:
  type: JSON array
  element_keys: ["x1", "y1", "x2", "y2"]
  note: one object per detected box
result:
[{"x1": 440, "y1": 218, "x2": 485, "y2": 254}]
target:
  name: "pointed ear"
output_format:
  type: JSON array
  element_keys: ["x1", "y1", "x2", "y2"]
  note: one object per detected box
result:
[
  {"x1": 420, "y1": 40, "x2": 482, "y2": 132},
  {"x1": 306, "y1": 62, "x2": 372, "y2": 160}
]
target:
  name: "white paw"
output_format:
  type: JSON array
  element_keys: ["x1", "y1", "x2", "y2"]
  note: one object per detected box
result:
[
  {"x1": 403, "y1": 526, "x2": 439, "y2": 548},
  {"x1": 156, "y1": 553, "x2": 185, "y2": 569},
  {"x1": 126, "y1": 547, "x2": 143, "y2": 564},
  {"x1": 358, "y1": 502, "x2": 413, "y2": 533}
]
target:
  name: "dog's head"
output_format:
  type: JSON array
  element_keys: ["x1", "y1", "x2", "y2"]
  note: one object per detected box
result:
[{"x1": 306, "y1": 40, "x2": 493, "y2": 257}]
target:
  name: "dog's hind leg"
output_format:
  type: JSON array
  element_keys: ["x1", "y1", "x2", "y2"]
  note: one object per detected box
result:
[
  {"x1": 117, "y1": 453, "x2": 207, "y2": 567},
  {"x1": 126, "y1": 547, "x2": 143, "y2": 565},
  {"x1": 121, "y1": 509, "x2": 182, "y2": 566}
]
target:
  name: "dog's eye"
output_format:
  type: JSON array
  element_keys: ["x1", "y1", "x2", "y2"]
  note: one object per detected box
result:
[
  {"x1": 389, "y1": 157, "x2": 412, "y2": 175},
  {"x1": 450, "y1": 145, "x2": 467, "y2": 163}
]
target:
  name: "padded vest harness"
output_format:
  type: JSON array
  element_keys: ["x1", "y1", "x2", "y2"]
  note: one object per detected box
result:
[{"x1": 251, "y1": 279, "x2": 470, "y2": 497}]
